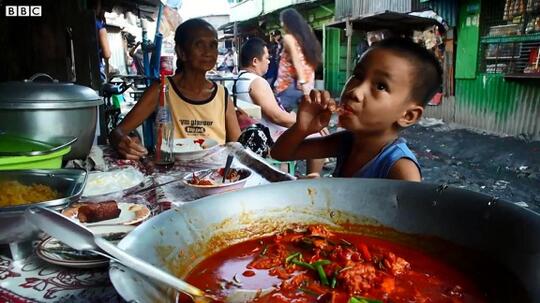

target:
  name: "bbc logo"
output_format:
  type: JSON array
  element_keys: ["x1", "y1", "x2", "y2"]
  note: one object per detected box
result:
[{"x1": 5, "y1": 6, "x2": 42, "y2": 17}]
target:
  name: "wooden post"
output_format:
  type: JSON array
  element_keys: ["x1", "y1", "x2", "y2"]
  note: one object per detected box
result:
[
  {"x1": 346, "y1": 17, "x2": 352, "y2": 79},
  {"x1": 322, "y1": 23, "x2": 326, "y2": 90},
  {"x1": 233, "y1": 21, "x2": 238, "y2": 52}
]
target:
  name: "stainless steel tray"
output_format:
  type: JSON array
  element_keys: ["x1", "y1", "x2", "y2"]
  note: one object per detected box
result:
[
  {"x1": 0, "y1": 169, "x2": 87, "y2": 245},
  {"x1": 0, "y1": 169, "x2": 87, "y2": 212}
]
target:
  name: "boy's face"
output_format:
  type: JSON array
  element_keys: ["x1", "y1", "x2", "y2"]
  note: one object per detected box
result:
[{"x1": 339, "y1": 48, "x2": 422, "y2": 134}]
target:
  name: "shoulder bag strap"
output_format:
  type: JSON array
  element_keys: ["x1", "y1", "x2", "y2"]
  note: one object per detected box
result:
[{"x1": 232, "y1": 71, "x2": 249, "y2": 107}]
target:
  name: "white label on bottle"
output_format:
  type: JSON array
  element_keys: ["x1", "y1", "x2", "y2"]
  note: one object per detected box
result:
[{"x1": 157, "y1": 108, "x2": 171, "y2": 123}]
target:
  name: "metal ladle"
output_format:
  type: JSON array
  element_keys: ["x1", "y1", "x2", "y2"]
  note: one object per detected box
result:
[
  {"x1": 25, "y1": 206, "x2": 212, "y2": 303},
  {"x1": 25, "y1": 207, "x2": 272, "y2": 303}
]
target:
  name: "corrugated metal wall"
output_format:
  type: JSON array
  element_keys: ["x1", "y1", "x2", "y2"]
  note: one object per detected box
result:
[
  {"x1": 335, "y1": 0, "x2": 411, "y2": 19},
  {"x1": 429, "y1": 75, "x2": 540, "y2": 140},
  {"x1": 411, "y1": 0, "x2": 458, "y2": 27},
  {"x1": 335, "y1": 0, "x2": 352, "y2": 18}
]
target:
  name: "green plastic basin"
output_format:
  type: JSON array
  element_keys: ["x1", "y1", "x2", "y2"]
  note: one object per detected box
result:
[{"x1": 0, "y1": 134, "x2": 72, "y2": 170}]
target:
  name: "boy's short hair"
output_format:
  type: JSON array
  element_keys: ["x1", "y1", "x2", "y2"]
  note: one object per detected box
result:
[
  {"x1": 371, "y1": 37, "x2": 442, "y2": 106},
  {"x1": 240, "y1": 37, "x2": 267, "y2": 68}
]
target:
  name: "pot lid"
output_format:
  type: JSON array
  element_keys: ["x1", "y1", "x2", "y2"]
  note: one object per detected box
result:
[{"x1": 0, "y1": 73, "x2": 102, "y2": 109}]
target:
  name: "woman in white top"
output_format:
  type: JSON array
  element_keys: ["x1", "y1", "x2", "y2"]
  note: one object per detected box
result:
[
  {"x1": 235, "y1": 37, "x2": 324, "y2": 176},
  {"x1": 235, "y1": 38, "x2": 296, "y2": 142}
]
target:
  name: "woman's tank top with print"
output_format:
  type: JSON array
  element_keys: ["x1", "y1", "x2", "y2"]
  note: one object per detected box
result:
[{"x1": 166, "y1": 77, "x2": 228, "y2": 144}]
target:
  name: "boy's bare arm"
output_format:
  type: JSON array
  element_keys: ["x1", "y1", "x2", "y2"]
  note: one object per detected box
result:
[
  {"x1": 271, "y1": 90, "x2": 340, "y2": 161},
  {"x1": 271, "y1": 127, "x2": 341, "y2": 160},
  {"x1": 387, "y1": 159, "x2": 421, "y2": 182}
]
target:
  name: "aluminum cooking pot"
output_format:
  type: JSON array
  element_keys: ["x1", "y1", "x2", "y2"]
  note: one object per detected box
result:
[
  {"x1": 0, "y1": 73, "x2": 103, "y2": 160},
  {"x1": 109, "y1": 179, "x2": 540, "y2": 303}
]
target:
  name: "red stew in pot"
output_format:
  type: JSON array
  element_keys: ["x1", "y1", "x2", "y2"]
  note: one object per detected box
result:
[{"x1": 182, "y1": 225, "x2": 486, "y2": 302}]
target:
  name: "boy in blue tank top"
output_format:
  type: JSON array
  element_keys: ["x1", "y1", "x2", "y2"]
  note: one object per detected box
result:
[{"x1": 271, "y1": 38, "x2": 443, "y2": 181}]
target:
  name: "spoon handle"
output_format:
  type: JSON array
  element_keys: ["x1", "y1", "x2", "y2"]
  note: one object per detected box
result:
[
  {"x1": 129, "y1": 178, "x2": 183, "y2": 196},
  {"x1": 222, "y1": 155, "x2": 234, "y2": 183},
  {"x1": 94, "y1": 237, "x2": 205, "y2": 298}
]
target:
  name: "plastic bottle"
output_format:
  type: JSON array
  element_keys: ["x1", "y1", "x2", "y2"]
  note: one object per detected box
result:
[{"x1": 154, "y1": 75, "x2": 175, "y2": 165}]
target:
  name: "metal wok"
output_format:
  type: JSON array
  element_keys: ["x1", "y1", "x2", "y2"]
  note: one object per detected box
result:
[{"x1": 109, "y1": 178, "x2": 540, "y2": 302}]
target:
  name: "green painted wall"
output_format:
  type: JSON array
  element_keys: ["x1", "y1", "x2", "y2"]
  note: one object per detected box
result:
[
  {"x1": 323, "y1": 27, "x2": 361, "y2": 97},
  {"x1": 325, "y1": 27, "x2": 341, "y2": 96},
  {"x1": 455, "y1": 0, "x2": 481, "y2": 79},
  {"x1": 325, "y1": 30, "x2": 362, "y2": 97},
  {"x1": 450, "y1": 0, "x2": 540, "y2": 138},
  {"x1": 456, "y1": 75, "x2": 521, "y2": 119},
  {"x1": 304, "y1": 3, "x2": 335, "y2": 29},
  {"x1": 454, "y1": 75, "x2": 540, "y2": 139}
]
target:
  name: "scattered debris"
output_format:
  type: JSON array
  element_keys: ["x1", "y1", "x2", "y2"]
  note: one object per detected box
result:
[
  {"x1": 493, "y1": 180, "x2": 510, "y2": 190},
  {"x1": 418, "y1": 118, "x2": 445, "y2": 127}
]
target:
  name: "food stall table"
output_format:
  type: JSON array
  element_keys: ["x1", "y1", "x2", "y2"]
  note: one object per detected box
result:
[{"x1": 0, "y1": 143, "x2": 292, "y2": 302}]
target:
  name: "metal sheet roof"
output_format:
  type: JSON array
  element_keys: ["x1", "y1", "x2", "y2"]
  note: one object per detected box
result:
[{"x1": 327, "y1": 10, "x2": 445, "y2": 33}]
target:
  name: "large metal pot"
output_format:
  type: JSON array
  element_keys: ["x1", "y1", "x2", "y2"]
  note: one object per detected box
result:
[
  {"x1": 0, "y1": 74, "x2": 103, "y2": 160},
  {"x1": 109, "y1": 179, "x2": 540, "y2": 302}
]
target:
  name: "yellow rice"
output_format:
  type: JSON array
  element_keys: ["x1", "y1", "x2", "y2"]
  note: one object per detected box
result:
[{"x1": 0, "y1": 181, "x2": 59, "y2": 207}]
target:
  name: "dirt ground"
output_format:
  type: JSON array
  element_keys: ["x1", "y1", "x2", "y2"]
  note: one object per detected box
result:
[{"x1": 295, "y1": 120, "x2": 540, "y2": 213}]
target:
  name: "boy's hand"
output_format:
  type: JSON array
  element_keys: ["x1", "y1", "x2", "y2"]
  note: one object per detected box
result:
[{"x1": 295, "y1": 90, "x2": 335, "y2": 134}]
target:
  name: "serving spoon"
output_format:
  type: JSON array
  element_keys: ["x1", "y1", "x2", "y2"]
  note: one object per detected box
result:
[
  {"x1": 25, "y1": 206, "x2": 272, "y2": 303},
  {"x1": 25, "y1": 206, "x2": 213, "y2": 302}
]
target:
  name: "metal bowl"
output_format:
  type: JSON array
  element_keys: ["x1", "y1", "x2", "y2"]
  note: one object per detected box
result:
[
  {"x1": 109, "y1": 179, "x2": 540, "y2": 302},
  {"x1": 0, "y1": 169, "x2": 87, "y2": 244}
]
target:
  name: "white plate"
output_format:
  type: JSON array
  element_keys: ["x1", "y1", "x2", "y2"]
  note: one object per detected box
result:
[
  {"x1": 171, "y1": 138, "x2": 220, "y2": 161},
  {"x1": 61, "y1": 202, "x2": 151, "y2": 226},
  {"x1": 35, "y1": 229, "x2": 129, "y2": 269},
  {"x1": 182, "y1": 168, "x2": 252, "y2": 197},
  {"x1": 82, "y1": 168, "x2": 145, "y2": 198},
  {"x1": 36, "y1": 237, "x2": 109, "y2": 268}
]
